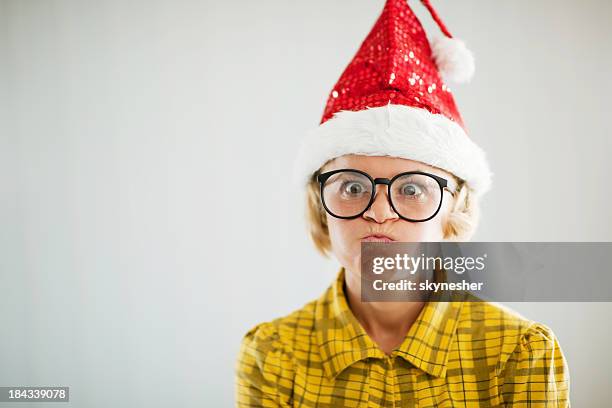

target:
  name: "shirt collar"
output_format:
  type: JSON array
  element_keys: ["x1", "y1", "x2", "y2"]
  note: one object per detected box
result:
[{"x1": 315, "y1": 267, "x2": 464, "y2": 380}]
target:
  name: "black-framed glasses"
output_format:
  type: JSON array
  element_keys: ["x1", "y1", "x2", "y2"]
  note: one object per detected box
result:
[{"x1": 317, "y1": 169, "x2": 456, "y2": 222}]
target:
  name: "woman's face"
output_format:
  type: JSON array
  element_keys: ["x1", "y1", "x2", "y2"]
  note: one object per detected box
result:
[{"x1": 320, "y1": 154, "x2": 457, "y2": 275}]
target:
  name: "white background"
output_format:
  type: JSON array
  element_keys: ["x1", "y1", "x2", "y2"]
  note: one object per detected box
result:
[{"x1": 1, "y1": 0, "x2": 611, "y2": 406}]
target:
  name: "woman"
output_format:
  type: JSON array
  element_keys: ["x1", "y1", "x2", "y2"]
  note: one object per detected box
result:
[{"x1": 236, "y1": 0, "x2": 569, "y2": 406}]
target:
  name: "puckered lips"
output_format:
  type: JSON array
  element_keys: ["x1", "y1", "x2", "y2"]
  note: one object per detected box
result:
[{"x1": 361, "y1": 233, "x2": 396, "y2": 243}]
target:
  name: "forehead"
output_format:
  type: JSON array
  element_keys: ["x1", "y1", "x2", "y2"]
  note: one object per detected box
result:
[{"x1": 323, "y1": 154, "x2": 455, "y2": 181}]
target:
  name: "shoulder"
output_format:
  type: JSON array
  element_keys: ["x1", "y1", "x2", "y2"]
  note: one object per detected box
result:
[
  {"x1": 235, "y1": 299, "x2": 320, "y2": 406},
  {"x1": 466, "y1": 302, "x2": 572, "y2": 404},
  {"x1": 457, "y1": 297, "x2": 565, "y2": 367},
  {"x1": 237, "y1": 297, "x2": 319, "y2": 366},
  {"x1": 458, "y1": 296, "x2": 537, "y2": 335}
]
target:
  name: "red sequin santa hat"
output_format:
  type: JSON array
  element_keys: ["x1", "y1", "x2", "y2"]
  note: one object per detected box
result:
[{"x1": 294, "y1": 0, "x2": 493, "y2": 197}]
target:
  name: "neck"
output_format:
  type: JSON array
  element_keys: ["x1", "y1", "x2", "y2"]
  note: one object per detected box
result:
[{"x1": 344, "y1": 267, "x2": 425, "y2": 344}]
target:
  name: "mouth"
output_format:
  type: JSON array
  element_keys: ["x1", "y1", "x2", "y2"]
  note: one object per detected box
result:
[{"x1": 361, "y1": 234, "x2": 395, "y2": 243}]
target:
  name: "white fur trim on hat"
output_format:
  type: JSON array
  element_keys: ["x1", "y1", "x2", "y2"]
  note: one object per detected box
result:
[{"x1": 293, "y1": 103, "x2": 493, "y2": 197}]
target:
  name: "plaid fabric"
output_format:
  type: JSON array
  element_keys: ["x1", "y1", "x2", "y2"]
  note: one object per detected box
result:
[{"x1": 236, "y1": 267, "x2": 570, "y2": 407}]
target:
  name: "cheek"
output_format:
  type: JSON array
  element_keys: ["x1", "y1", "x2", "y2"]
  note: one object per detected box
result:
[
  {"x1": 417, "y1": 202, "x2": 451, "y2": 240},
  {"x1": 417, "y1": 220, "x2": 444, "y2": 240},
  {"x1": 327, "y1": 217, "x2": 356, "y2": 246},
  {"x1": 326, "y1": 217, "x2": 362, "y2": 260}
]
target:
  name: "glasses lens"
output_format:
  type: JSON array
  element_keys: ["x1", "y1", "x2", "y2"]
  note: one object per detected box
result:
[
  {"x1": 322, "y1": 171, "x2": 373, "y2": 217},
  {"x1": 390, "y1": 173, "x2": 443, "y2": 221}
]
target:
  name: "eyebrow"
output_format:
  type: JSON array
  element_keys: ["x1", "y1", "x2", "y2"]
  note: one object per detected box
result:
[
  {"x1": 356, "y1": 168, "x2": 432, "y2": 177},
  {"x1": 334, "y1": 167, "x2": 454, "y2": 184},
  {"x1": 379, "y1": 168, "x2": 458, "y2": 190}
]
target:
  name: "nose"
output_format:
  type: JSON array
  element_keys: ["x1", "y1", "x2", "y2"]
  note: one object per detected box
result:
[{"x1": 362, "y1": 185, "x2": 399, "y2": 223}]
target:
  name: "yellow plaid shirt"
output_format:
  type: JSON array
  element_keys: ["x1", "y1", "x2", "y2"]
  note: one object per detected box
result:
[{"x1": 236, "y1": 267, "x2": 570, "y2": 407}]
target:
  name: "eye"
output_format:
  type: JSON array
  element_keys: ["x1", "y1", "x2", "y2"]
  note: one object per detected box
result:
[
  {"x1": 400, "y1": 183, "x2": 421, "y2": 195},
  {"x1": 341, "y1": 180, "x2": 368, "y2": 196},
  {"x1": 399, "y1": 182, "x2": 424, "y2": 197}
]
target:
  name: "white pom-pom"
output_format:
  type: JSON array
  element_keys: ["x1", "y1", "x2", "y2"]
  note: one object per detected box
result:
[{"x1": 431, "y1": 36, "x2": 475, "y2": 84}]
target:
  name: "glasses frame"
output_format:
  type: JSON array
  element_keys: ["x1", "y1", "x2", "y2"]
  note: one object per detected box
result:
[{"x1": 317, "y1": 168, "x2": 456, "y2": 223}]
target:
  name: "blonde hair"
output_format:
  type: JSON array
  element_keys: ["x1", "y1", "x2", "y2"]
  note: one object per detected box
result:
[{"x1": 305, "y1": 167, "x2": 481, "y2": 257}]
